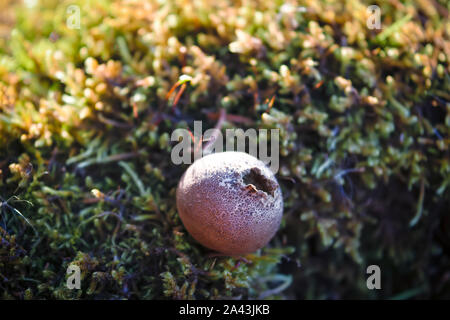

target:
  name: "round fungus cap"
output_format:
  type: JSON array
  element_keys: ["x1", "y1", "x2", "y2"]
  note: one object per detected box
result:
[{"x1": 176, "y1": 151, "x2": 283, "y2": 255}]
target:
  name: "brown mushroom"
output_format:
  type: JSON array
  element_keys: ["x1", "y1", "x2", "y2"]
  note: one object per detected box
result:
[{"x1": 176, "y1": 151, "x2": 283, "y2": 255}]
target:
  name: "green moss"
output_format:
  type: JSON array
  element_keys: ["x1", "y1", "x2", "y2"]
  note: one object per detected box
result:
[{"x1": 0, "y1": 0, "x2": 449, "y2": 299}]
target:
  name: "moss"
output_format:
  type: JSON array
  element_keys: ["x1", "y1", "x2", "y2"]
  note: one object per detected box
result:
[{"x1": 0, "y1": 0, "x2": 449, "y2": 299}]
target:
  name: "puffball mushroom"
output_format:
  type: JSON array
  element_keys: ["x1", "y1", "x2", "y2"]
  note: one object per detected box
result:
[{"x1": 176, "y1": 151, "x2": 283, "y2": 255}]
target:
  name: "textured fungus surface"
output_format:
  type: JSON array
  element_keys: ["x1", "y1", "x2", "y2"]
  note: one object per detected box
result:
[{"x1": 176, "y1": 152, "x2": 283, "y2": 255}]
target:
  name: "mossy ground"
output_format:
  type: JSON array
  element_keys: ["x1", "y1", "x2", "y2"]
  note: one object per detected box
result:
[{"x1": 0, "y1": 0, "x2": 449, "y2": 299}]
